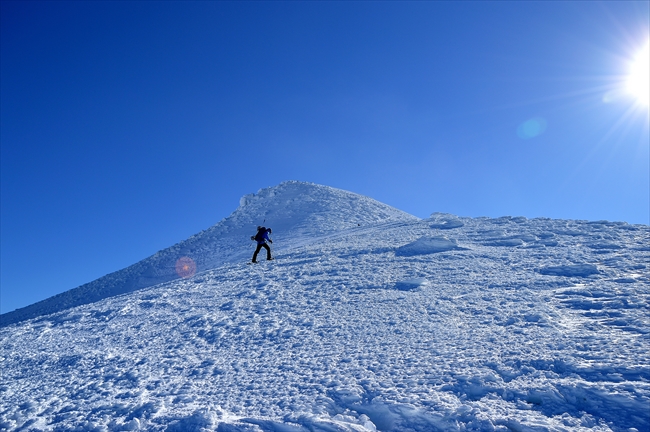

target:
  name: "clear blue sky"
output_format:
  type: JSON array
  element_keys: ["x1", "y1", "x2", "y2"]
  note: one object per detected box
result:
[{"x1": 1, "y1": 1, "x2": 648, "y2": 314}]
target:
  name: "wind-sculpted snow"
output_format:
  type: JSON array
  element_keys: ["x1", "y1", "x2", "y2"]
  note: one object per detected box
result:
[
  {"x1": 539, "y1": 264, "x2": 600, "y2": 277},
  {"x1": 0, "y1": 181, "x2": 417, "y2": 327},
  {"x1": 395, "y1": 236, "x2": 461, "y2": 256},
  {"x1": 2, "y1": 197, "x2": 649, "y2": 431},
  {"x1": 429, "y1": 213, "x2": 465, "y2": 230}
]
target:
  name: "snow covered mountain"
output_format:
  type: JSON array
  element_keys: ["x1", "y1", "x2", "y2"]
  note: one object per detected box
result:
[
  {"x1": 0, "y1": 181, "x2": 417, "y2": 327},
  {"x1": 1, "y1": 181, "x2": 649, "y2": 431}
]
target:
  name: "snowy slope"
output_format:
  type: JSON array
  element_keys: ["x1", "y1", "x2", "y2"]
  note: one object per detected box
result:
[
  {"x1": 0, "y1": 181, "x2": 417, "y2": 327},
  {"x1": 1, "y1": 183, "x2": 649, "y2": 432}
]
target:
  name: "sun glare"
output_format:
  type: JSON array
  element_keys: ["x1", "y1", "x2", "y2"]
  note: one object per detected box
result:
[{"x1": 626, "y1": 40, "x2": 649, "y2": 106}]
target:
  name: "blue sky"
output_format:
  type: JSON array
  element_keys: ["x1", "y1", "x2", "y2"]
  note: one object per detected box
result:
[{"x1": 1, "y1": 1, "x2": 648, "y2": 314}]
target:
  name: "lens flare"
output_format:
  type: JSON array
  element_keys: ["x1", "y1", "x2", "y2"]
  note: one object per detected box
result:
[
  {"x1": 517, "y1": 117, "x2": 547, "y2": 140},
  {"x1": 175, "y1": 257, "x2": 197, "y2": 279},
  {"x1": 626, "y1": 40, "x2": 649, "y2": 106}
]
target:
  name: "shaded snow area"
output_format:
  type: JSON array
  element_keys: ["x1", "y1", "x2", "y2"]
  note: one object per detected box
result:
[{"x1": 1, "y1": 183, "x2": 649, "y2": 432}]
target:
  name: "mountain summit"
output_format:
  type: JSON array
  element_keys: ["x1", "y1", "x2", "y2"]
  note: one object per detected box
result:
[{"x1": 1, "y1": 181, "x2": 417, "y2": 326}]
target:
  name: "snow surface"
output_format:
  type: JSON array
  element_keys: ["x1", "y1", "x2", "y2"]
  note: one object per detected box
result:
[{"x1": 1, "y1": 182, "x2": 649, "y2": 431}]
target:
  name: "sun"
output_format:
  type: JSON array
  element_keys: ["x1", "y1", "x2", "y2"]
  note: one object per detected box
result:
[{"x1": 626, "y1": 40, "x2": 649, "y2": 106}]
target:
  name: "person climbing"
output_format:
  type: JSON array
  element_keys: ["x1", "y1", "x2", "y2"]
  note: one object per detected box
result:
[{"x1": 251, "y1": 226, "x2": 273, "y2": 263}]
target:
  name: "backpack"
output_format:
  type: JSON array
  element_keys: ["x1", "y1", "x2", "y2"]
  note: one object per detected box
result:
[{"x1": 254, "y1": 227, "x2": 267, "y2": 242}]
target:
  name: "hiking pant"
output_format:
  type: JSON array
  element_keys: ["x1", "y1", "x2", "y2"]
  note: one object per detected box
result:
[{"x1": 252, "y1": 243, "x2": 272, "y2": 262}]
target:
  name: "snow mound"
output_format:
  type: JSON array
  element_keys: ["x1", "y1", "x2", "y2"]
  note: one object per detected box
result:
[
  {"x1": 1, "y1": 181, "x2": 417, "y2": 326},
  {"x1": 394, "y1": 277, "x2": 429, "y2": 291},
  {"x1": 539, "y1": 264, "x2": 600, "y2": 277},
  {"x1": 395, "y1": 236, "x2": 460, "y2": 256},
  {"x1": 429, "y1": 212, "x2": 465, "y2": 229}
]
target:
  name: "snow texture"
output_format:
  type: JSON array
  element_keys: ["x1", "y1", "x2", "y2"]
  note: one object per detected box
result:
[{"x1": 1, "y1": 181, "x2": 649, "y2": 432}]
